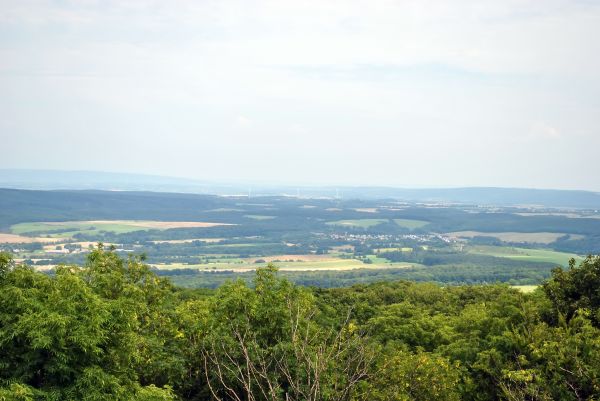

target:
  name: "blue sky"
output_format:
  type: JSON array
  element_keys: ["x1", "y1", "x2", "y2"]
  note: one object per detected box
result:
[{"x1": 1, "y1": 0, "x2": 599, "y2": 190}]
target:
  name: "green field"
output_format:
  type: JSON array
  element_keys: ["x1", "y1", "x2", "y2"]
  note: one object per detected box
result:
[
  {"x1": 447, "y1": 231, "x2": 572, "y2": 244},
  {"x1": 244, "y1": 215, "x2": 276, "y2": 220},
  {"x1": 9, "y1": 220, "x2": 230, "y2": 239},
  {"x1": 325, "y1": 217, "x2": 427, "y2": 230},
  {"x1": 512, "y1": 285, "x2": 539, "y2": 293},
  {"x1": 393, "y1": 219, "x2": 429, "y2": 230},
  {"x1": 467, "y1": 245, "x2": 582, "y2": 266},
  {"x1": 376, "y1": 247, "x2": 414, "y2": 253},
  {"x1": 10, "y1": 221, "x2": 148, "y2": 237},
  {"x1": 326, "y1": 219, "x2": 388, "y2": 228}
]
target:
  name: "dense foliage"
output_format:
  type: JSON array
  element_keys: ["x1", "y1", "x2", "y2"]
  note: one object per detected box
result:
[{"x1": 1, "y1": 247, "x2": 599, "y2": 400}]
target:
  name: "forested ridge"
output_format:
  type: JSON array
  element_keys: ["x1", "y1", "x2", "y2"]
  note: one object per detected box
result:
[{"x1": 1, "y1": 247, "x2": 599, "y2": 401}]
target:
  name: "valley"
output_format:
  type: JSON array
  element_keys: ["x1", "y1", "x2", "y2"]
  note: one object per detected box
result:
[{"x1": 1, "y1": 188, "x2": 597, "y2": 288}]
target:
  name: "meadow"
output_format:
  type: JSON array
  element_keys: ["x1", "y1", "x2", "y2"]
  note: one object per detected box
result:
[
  {"x1": 326, "y1": 219, "x2": 388, "y2": 228},
  {"x1": 10, "y1": 220, "x2": 230, "y2": 238},
  {"x1": 446, "y1": 231, "x2": 576, "y2": 244},
  {"x1": 393, "y1": 218, "x2": 429, "y2": 229},
  {"x1": 466, "y1": 245, "x2": 582, "y2": 266},
  {"x1": 326, "y1": 218, "x2": 429, "y2": 229}
]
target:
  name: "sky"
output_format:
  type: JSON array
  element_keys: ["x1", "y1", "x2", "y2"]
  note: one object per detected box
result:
[{"x1": 1, "y1": 0, "x2": 599, "y2": 191}]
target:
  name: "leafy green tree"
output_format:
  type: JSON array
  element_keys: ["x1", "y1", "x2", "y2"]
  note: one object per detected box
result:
[
  {"x1": 0, "y1": 251, "x2": 13, "y2": 278},
  {"x1": 543, "y1": 256, "x2": 600, "y2": 326},
  {"x1": 200, "y1": 264, "x2": 373, "y2": 401},
  {"x1": 2, "y1": 246, "x2": 600, "y2": 401},
  {"x1": 0, "y1": 246, "x2": 176, "y2": 400},
  {"x1": 368, "y1": 350, "x2": 461, "y2": 401}
]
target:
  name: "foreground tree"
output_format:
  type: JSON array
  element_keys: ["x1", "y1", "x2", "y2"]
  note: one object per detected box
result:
[
  {"x1": 1, "y1": 248, "x2": 599, "y2": 400},
  {"x1": 543, "y1": 255, "x2": 600, "y2": 326},
  {"x1": 368, "y1": 350, "x2": 461, "y2": 401},
  {"x1": 198, "y1": 264, "x2": 374, "y2": 401},
  {"x1": 0, "y1": 248, "x2": 176, "y2": 401}
]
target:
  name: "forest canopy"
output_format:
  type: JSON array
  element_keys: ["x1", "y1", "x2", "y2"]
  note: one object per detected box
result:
[{"x1": 1, "y1": 246, "x2": 599, "y2": 400}]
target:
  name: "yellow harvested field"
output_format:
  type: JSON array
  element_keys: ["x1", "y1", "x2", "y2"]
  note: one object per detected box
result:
[
  {"x1": 0, "y1": 233, "x2": 64, "y2": 244},
  {"x1": 512, "y1": 285, "x2": 538, "y2": 293},
  {"x1": 151, "y1": 258, "x2": 416, "y2": 272},
  {"x1": 33, "y1": 265, "x2": 56, "y2": 272}
]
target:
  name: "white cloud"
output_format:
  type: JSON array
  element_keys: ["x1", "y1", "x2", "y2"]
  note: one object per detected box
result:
[
  {"x1": 236, "y1": 115, "x2": 253, "y2": 127},
  {"x1": 0, "y1": 0, "x2": 599, "y2": 190},
  {"x1": 530, "y1": 122, "x2": 561, "y2": 139}
]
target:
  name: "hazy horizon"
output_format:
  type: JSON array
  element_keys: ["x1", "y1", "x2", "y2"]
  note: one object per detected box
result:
[
  {"x1": 3, "y1": 168, "x2": 600, "y2": 195},
  {"x1": 2, "y1": 1, "x2": 600, "y2": 191}
]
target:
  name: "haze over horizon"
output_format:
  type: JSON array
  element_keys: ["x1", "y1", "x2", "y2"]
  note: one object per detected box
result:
[{"x1": 2, "y1": 1, "x2": 600, "y2": 191}]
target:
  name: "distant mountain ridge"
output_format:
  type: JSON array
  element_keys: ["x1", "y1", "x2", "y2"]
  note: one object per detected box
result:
[{"x1": 1, "y1": 169, "x2": 599, "y2": 209}]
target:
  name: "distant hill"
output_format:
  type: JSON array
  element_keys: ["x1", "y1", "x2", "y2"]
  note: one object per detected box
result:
[
  {"x1": 1, "y1": 169, "x2": 599, "y2": 209},
  {"x1": 2, "y1": 188, "x2": 600, "y2": 240},
  {"x1": 0, "y1": 169, "x2": 237, "y2": 194},
  {"x1": 334, "y1": 187, "x2": 600, "y2": 209},
  {"x1": 0, "y1": 188, "x2": 229, "y2": 228}
]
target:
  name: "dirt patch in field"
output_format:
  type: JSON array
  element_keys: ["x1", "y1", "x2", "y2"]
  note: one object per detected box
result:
[{"x1": 0, "y1": 233, "x2": 64, "y2": 244}]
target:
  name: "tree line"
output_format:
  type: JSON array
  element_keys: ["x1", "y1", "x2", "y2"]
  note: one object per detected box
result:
[{"x1": 1, "y1": 247, "x2": 599, "y2": 400}]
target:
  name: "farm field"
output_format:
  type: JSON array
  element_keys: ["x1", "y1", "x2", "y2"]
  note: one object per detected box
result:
[
  {"x1": 375, "y1": 247, "x2": 414, "y2": 252},
  {"x1": 326, "y1": 218, "x2": 429, "y2": 229},
  {"x1": 150, "y1": 238, "x2": 225, "y2": 244},
  {"x1": 512, "y1": 285, "x2": 538, "y2": 293},
  {"x1": 9, "y1": 220, "x2": 232, "y2": 238},
  {"x1": 2, "y1": 188, "x2": 600, "y2": 287},
  {"x1": 466, "y1": 245, "x2": 582, "y2": 266},
  {"x1": 150, "y1": 254, "x2": 421, "y2": 272},
  {"x1": 0, "y1": 233, "x2": 63, "y2": 244},
  {"x1": 326, "y1": 219, "x2": 387, "y2": 228},
  {"x1": 446, "y1": 231, "x2": 578, "y2": 244},
  {"x1": 244, "y1": 215, "x2": 276, "y2": 220},
  {"x1": 393, "y1": 219, "x2": 429, "y2": 230}
]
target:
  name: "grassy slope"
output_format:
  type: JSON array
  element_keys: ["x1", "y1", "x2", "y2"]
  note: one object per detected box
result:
[
  {"x1": 393, "y1": 218, "x2": 429, "y2": 229},
  {"x1": 466, "y1": 245, "x2": 582, "y2": 266}
]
